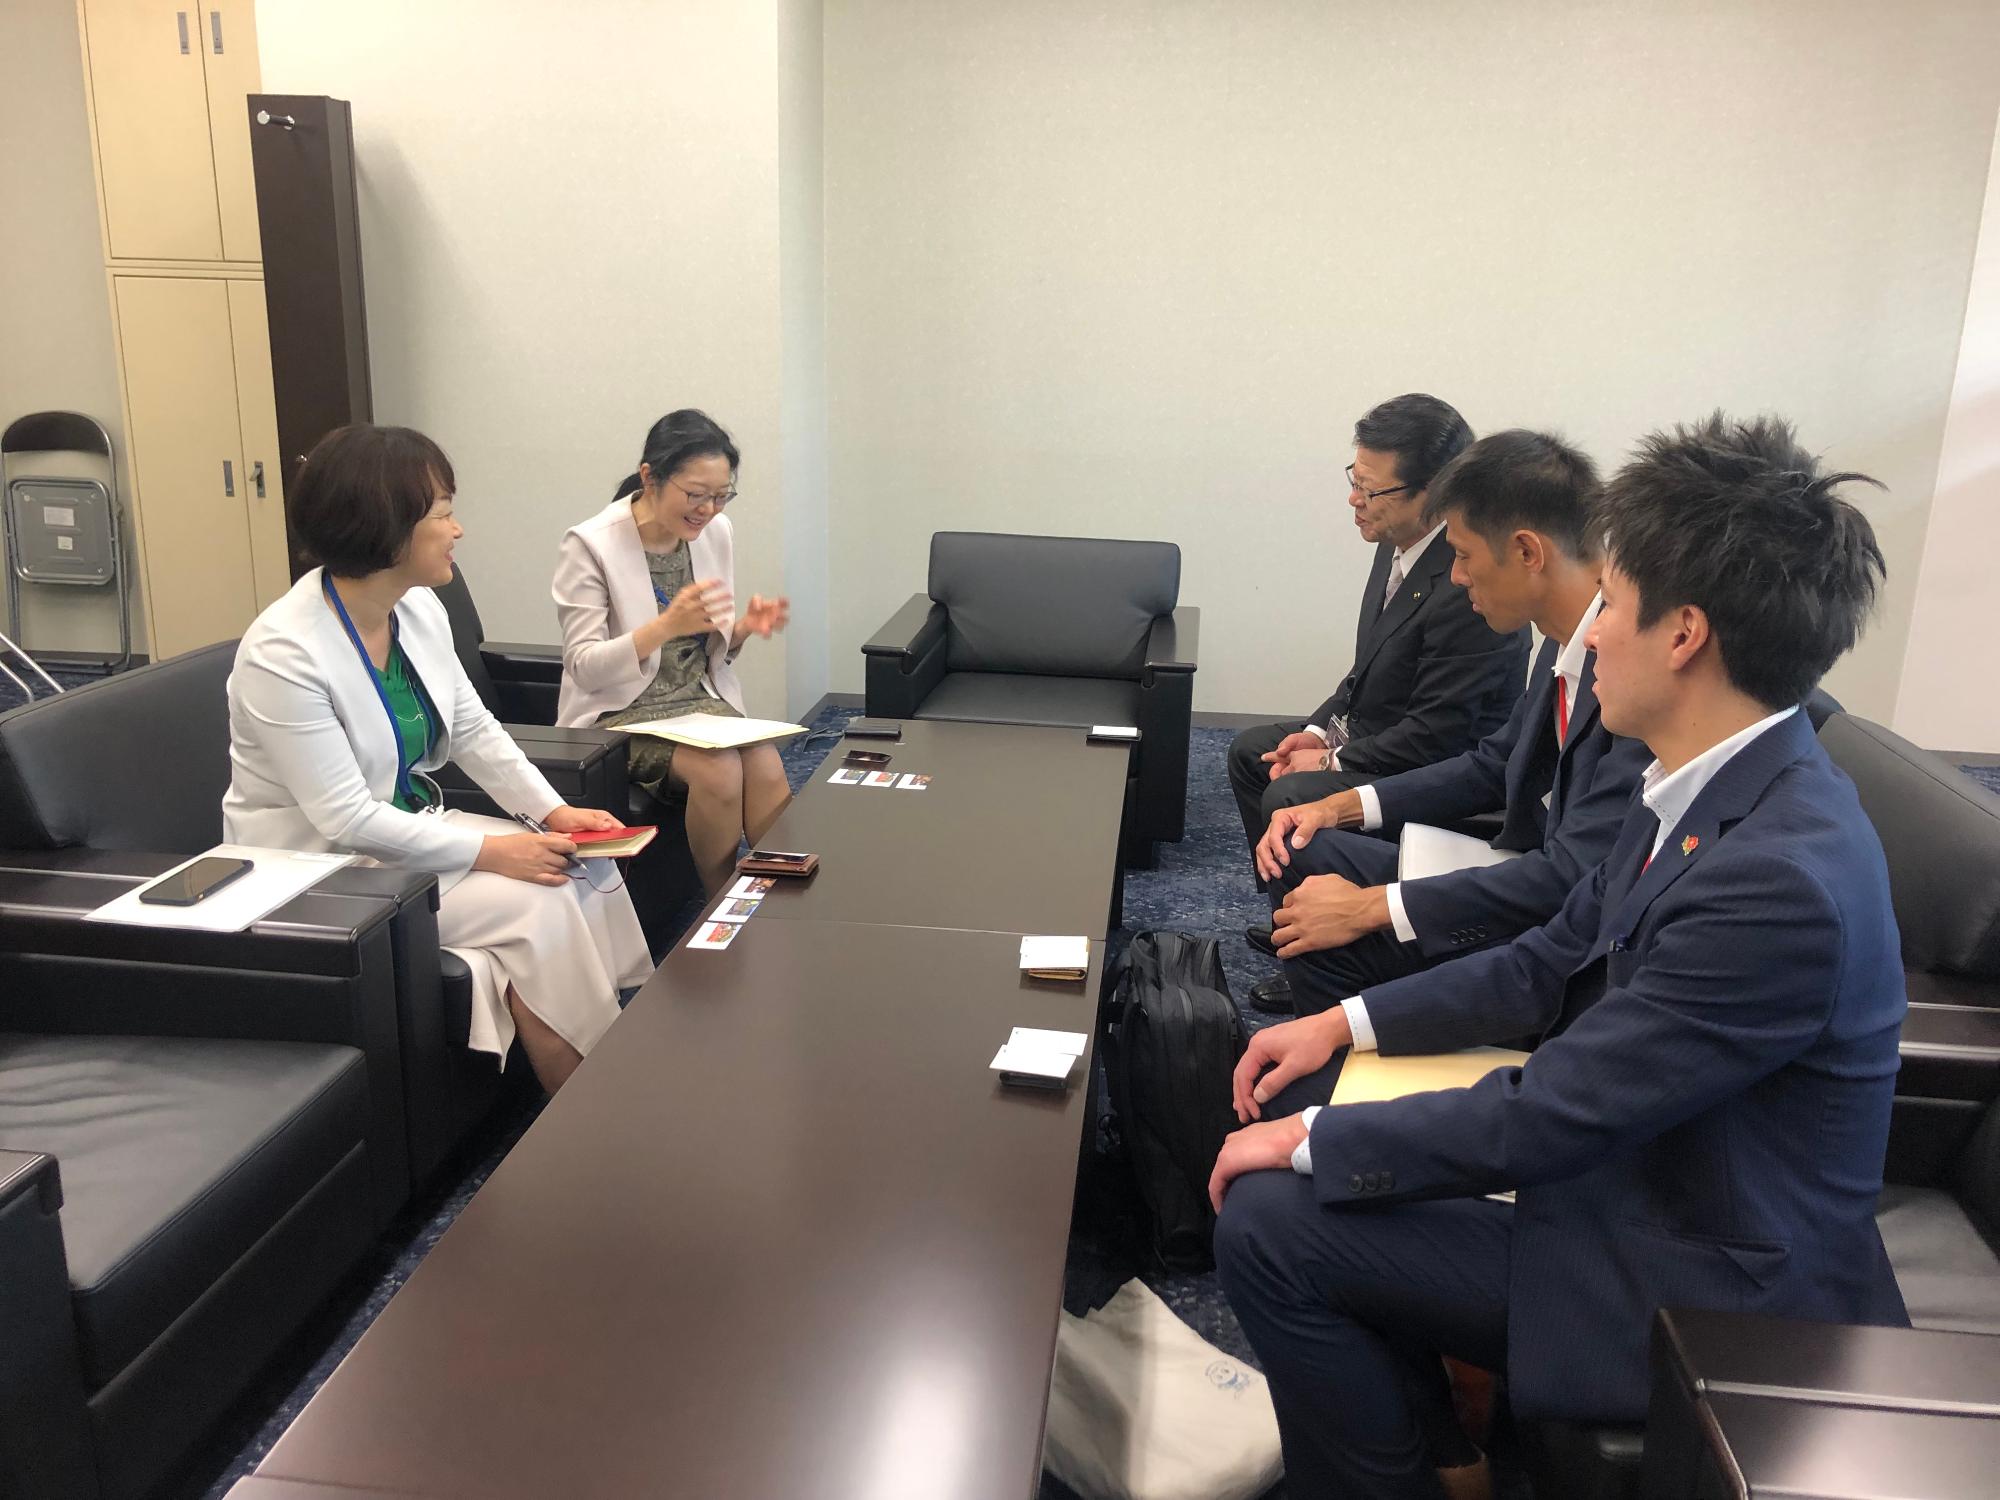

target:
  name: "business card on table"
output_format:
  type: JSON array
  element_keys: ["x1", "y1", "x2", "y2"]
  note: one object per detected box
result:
[
  {"x1": 990, "y1": 1039, "x2": 1080, "y2": 1090},
  {"x1": 1007, "y1": 1026, "x2": 1087, "y2": 1056},
  {"x1": 728, "y1": 874, "x2": 776, "y2": 900},
  {"x1": 1019, "y1": 934, "x2": 1090, "y2": 981}
]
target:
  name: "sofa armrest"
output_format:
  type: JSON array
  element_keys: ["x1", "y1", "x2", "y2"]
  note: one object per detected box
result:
[
  {"x1": 435, "y1": 725, "x2": 632, "y2": 817},
  {"x1": 862, "y1": 594, "x2": 947, "y2": 661},
  {"x1": 0, "y1": 1151, "x2": 98, "y2": 1500},
  {"x1": 1886, "y1": 993, "x2": 2000, "y2": 1186},
  {"x1": 480, "y1": 642, "x2": 563, "y2": 683},
  {"x1": 1143, "y1": 605, "x2": 1200, "y2": 680},
  {"x1": 0, "y1": 869, "x2": 412, "y2": 1222},
  {"x1": 864, "y1": 595, "x2": 950, "y2": 719}
]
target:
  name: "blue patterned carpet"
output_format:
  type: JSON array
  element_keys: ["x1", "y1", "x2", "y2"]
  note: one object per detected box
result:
[{"x1": 116, "y1": 702, "x2": 1996, "y2": 1500}]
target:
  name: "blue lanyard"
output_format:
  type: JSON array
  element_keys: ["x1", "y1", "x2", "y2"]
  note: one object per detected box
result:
[
  {"x1": 654, "y1": 583, "x2": 672, "y2": 610},
  {"x1": 322, "y1": 574, "x2": 432, "y2": 809}
]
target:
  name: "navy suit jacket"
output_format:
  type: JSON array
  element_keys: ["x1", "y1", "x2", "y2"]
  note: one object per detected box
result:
[
  {"x1": 1310, "y1": 534, "x2": 1528, "y2": 778},
  {"x1": 1372, "y1": 634, "x2": 1654, "y2": 959},
  {"x1": 1309, "y1": 711, "x2": 1908, "y2": 1420}
]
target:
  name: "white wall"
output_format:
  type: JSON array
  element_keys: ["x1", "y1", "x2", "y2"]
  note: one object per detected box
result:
[
  {"x1": 822, "y1": 0, "x2": 2000, "y2": 717},
  {"x1": 256, "y1": 0, "x2": 821, "y2": 717},
  {"x1": 0, "y1": 0, "x2": 146, "y2": 659},
  {"x1": 1896, "y1": 107, "x2": 2000, "y2": 753},
  {"x1": 779, "y1": 0, "x2": 831, "y2": 712}
]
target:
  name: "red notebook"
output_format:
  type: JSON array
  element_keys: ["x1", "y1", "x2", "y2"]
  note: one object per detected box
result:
[{"x1": 565, "y1": 825, "x2": 658, "y2": 859}]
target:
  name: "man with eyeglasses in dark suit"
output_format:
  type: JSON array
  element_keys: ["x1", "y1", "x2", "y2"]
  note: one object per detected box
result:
[{"x1": 1230, "y1": 394, "x2": 1530, "y2": 955}]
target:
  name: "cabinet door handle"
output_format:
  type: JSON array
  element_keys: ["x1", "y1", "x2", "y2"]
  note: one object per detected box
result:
[
  {"x1": 252, "y1": 461, "x2": 266, "y2": 499},
  {"x1": 210, "y1": 10, "x2": 224, "y2": 54},
  {"x1": 177, "y1": 11, "x2": 190, "y2": 53},
  {"x1": 223, "y1": 460, "x2": 235, "y2": 498}
]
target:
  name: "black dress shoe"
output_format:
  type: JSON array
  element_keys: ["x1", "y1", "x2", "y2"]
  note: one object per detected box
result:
[
  {"x1": 1248, "y1": 975, "x2": 1294, "y2": 1015},
  {"x1": 1245, "y1": 922, "x2": 1277, "y2": 958}
]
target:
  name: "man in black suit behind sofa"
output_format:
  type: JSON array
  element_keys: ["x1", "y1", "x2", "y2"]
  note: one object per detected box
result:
[{"x1": 1230, "y1": 395, "x2": 1530, "y2": 920}]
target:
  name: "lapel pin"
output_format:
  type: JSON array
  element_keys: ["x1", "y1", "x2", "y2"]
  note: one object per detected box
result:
[{"x1": 1681, "y1": 835, "x2": 1700, "y2": 857}]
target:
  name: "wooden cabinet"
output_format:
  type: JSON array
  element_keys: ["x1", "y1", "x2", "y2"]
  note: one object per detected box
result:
[
  {"x1": 112, "y1": 275, "x2": 287, "y2": 659},
  {"x1": 81, "y1": 0, "x2": 263, "y2": 262},
  {"x1": 77, "y1": 0, "x2": 286, "y2": 657}
]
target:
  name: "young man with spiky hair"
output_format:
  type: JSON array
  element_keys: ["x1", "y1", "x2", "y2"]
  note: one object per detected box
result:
[{"x1": 1208, "y1": 415, "x2": 1906, "y2": 1499}]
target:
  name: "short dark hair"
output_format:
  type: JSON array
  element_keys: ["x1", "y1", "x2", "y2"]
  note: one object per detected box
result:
[
  {"x1": 1595, "y1": 413, "x2": 1886, "y2": 709},
  {"x1": 289, "y1": 424, "x2": 455, "y2": 578},
  {"x1": 639, "y1": 409, "x2": 739, "y2": 488},
  {"x1": 1352, "y1": 393, "x2": 1474, "y2": 496},
  {"x1": 1425, "y1": 429, "x2": 1602, "y2": 561}
]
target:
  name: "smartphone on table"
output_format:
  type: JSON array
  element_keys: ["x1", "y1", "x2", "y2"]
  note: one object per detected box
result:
[
  {"x1": 841, "y1": 749, "x2": 892, "y2": 769},
  {"x1": 139, "y1": 856, "x2": 254, "y2": 906}
]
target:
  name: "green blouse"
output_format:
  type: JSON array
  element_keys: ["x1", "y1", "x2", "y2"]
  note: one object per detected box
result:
[{"x1": 378, "y1": 641, "x2": 438, "y2": 813}]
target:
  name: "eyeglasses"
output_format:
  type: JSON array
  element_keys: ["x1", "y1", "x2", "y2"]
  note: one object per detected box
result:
[
  {"x1": 1345, "y1": 464, "x2": 1409, "y2": 503},
  {"x1": 668, "y1": 478, "x2": 738, "y2": 511}
]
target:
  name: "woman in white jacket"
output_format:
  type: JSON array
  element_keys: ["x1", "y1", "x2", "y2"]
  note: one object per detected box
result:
[
  {"x1": 553, "y1": 410, "x2": 790, "y2": 894},
  {"x1": 224, "y1": 425, "x2": 650, "y2": 1093}
]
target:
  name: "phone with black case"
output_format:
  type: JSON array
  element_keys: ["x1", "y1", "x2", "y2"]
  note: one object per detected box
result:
[{"x1": 139, "y1": 856, "x2": 254, "y2": 906}]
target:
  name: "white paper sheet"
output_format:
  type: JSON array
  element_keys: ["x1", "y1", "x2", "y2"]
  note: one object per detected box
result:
[
  {"x1": 86, "y1": 846, "x2": 355, "y2": 933},
  {"x1": 614, "y1": 712, "x2": 807, "y2": 749},
  {"x1": 1397, "y1": 822, "x2": 1523, "y2": 882}
]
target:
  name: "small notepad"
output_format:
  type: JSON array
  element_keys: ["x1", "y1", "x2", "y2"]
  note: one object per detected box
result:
[{"x1": 1020, "y1": 935, "x2": 1090, "y2": 981}]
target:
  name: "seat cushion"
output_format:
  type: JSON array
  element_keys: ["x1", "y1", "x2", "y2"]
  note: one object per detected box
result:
[
  {"x1": 912, "y1": 671, "x2": 1142, "y2": 731},
  {"x1": 1877, "y1": 1184, "x2": 2000, "y2": 1335},
  {"x1": 0, "y1": 1032, "x2": 369, "y2": 1389}
]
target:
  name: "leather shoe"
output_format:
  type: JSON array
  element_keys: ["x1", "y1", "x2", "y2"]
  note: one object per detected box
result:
[
  {"x1": 1248, "y1": 975, "x2": 1294, "y2": 1015},
  {"x1": 1245, "y1": 922, "x2": 1277, "y2": 958}
]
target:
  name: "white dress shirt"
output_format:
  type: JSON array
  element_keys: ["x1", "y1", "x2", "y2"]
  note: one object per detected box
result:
[
  {"x1": 1305, "y1": 522, "x2": 1447, "y2": 763},
  {"x1": 1359, "y1": 591, "x2": 1607, "y2": 940},
  {"x1": 1294, "y1": 699, "x2": 1800, "y2": 1175}
]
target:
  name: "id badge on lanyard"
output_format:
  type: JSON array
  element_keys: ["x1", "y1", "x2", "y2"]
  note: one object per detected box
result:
[{"x1": 323, "y1": 575, "x2": 440, "y2": 814}]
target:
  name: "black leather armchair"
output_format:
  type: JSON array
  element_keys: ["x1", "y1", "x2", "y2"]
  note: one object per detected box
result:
[
  {"x1": 862, "y1": 532, "x2": 1198, "y2": 865},
  {"x1": 1525, "y1": 711, "x2": 2000, "y2": 1499},
  {"x1": 0, "y1": 640, "x2": 587, "y2": 1191},
  {"x1": 0, "y1": 884, "x2": 394, "y2": 1500}
]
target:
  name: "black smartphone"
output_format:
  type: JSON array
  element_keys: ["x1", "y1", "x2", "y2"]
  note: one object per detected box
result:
[
  {"x1": 844, "y1": 718, "x2": 902, "y2": 740},
  {"x1": 842, "y1": 749, "x2": 892, "y2": 768},
  {"x1": 139, "y1": 856, "x2": 254, "y2": 907}
]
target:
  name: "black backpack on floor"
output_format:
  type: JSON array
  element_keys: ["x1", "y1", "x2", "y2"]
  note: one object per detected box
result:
[{"x1": 1101, "y1": 931, "x2": 1249, "y2": 1272}]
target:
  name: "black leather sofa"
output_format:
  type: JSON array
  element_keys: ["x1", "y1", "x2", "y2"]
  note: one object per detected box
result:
[
  {"x1": 1523, "y1": 710, "x2": 2000, "y2": 1499},
  {"x1": 862, "y1": 531, "x2": 1198, "y2": 865},
  {"x1": 0, "y1": 877, "x2": 400, "y2": 1500},
  {"x1": 0, "y1": 638, "x2": 612, "y2": 1191}
]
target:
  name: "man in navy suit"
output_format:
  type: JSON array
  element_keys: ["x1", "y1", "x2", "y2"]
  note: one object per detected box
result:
[
  {"x1": 1246, "y1": 430, "x2": 1652, "y2": 1015},
  {"x1": 1208, "y1": 415, "x2": 1906, "y2": 1499},
  {"x1": 1229, "y1": 395, "x2": 1529, "y2": 892}
]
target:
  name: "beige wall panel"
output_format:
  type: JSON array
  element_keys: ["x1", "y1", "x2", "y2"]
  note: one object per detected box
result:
[
  {"x1": 82, "y1": 0, "x2": 222, "y2": 261},
  {"x1": 226, "y1": 278, "x2": 289, "y2": 605},
  {"x1": 114, "y1": 275, "x2": 257, "y2": 654},
  {"x1": 203, "y1": 0, "x2": 262, "y2": 261}
]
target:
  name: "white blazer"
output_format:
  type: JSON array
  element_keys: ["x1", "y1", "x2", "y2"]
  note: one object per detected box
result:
[
  {"x1": 551, "y1": 495, "x2": 747, "y2": 728},
  {"x1": 223, "y1": 568, "x2": 563, "y2": 885}
]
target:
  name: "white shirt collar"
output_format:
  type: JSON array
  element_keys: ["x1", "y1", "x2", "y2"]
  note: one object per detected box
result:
[
  {"x1": 1552, "y1": 590, "x2": 1605, "y2": 688},
  {"x1": 1639, "y1": 705, "x2": 1799, "y2": 854},
  {"x1": 1395, "y1": 520, "x2": 1446, "y2": 567}
]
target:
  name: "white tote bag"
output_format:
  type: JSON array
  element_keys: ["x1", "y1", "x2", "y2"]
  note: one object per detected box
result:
[{"x1": 1043, "y1": 1279, "x2": 1283, "y2": 1500}]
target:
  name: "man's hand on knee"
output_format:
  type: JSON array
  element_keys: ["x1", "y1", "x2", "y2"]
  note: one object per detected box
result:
[
  {"x1": 1232, "y1": 1009, "x2": 1351, "y2": 1123},
  {"x1": 1273, "y1": 874, "x2": 1393, "y2": 958},
  {"x1": 1209, "y1": 1115, "x2": 1312, "y2": 1213}
]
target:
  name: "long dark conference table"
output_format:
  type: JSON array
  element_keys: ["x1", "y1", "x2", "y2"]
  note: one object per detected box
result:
[{"x1": 246, "y1": 719, "x2": 1134, "y2": 1500}]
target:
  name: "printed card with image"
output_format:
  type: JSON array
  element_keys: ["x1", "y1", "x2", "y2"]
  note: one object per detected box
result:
[
  {"x1": 727, "y1": 874, "x2": 776, "y2": 900},
  {"x1": 863, "y1": 770, "x2": 898, "y2": 787},
  {"x1": 828, "y1": 768, "x2": 866, "y2": 785},
  {"x1": 711, "y1": 895, "x2": 763, "y2": 923},
  {"x1": 686, "y1": 920, "x2": 742, "y2": 951},
  {"x1": 896, "y1": 773, "x2": 930, "y2": 790}
]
